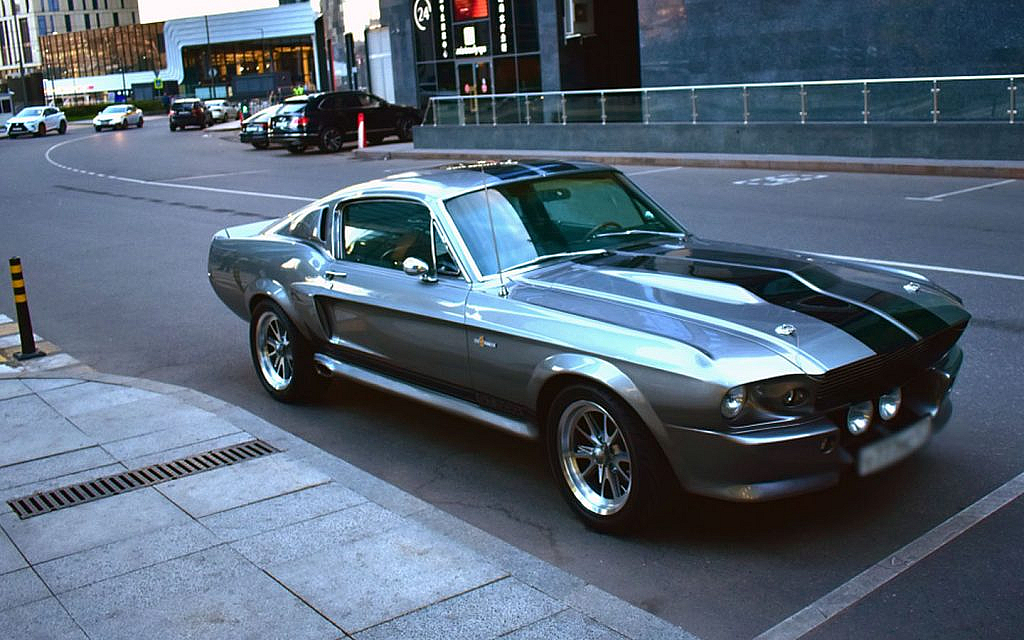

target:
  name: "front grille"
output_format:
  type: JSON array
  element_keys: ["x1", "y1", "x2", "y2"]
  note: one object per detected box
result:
[
  {"x1": 6, "y1": 439, "x2": 278, "y2": 519},
  {"x1": 815, "y1": 321, "x2": 966, "y2": 410}
]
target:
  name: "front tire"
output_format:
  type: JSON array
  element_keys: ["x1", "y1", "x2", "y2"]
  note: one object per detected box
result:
[
  {"x1": 547, "y1": 385, "x2": 672, "y2": 534},
  {"x1": 58, "y1": 120, "x2": 67, "y2": 134},
  {"x1": 249, "y1": 300, "x2": 326, "y2": 403},
  {"x1": 34, "y1": 123, "x2": 46, "y2": 137},
  {"x1": 137, "y1": 117, "x2": 144, "y2": 128},
  {"x1": 95, "y1": 125, "x2": 103, "y2": 132}
]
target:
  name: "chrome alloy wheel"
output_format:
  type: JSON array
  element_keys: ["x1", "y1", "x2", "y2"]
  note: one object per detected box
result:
[
  {"x1": 558, "y1": 399, "x2": 633, "y2": 516},
  {"x1": 255, "y1": 311, "x2": 293, "y2": 391}
]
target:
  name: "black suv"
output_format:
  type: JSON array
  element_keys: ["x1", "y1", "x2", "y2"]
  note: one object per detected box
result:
[
  {"x1": 169, "y1": 99, "x2": 213, "y2": 131},
  {"x1": 268, "y1": 91, "x2": 421, "y2": 153}
]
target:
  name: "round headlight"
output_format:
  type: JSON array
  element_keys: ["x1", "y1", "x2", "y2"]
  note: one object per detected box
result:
[
  {"x1": 721, "y1": 385, "x2": 747, "y2": 419},
  {"x1": 879, "y1": 388, "x2": 901, "y2": 421},
  {"x1": 846, "y1": 401, "x2": 873, "y2": 435}
]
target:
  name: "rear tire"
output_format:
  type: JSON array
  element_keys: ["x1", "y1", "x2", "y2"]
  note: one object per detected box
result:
[
  {"x1": 249, "y1": 300, "x2": 327, "y2": 403},
  {"x1": 397, "y1": 117, "x2": 414, "y2": 142},
  {"x1": 169, "y1": 123, "x2": 177, "y2": 131},
  {"x1": 546, "y1": 384, "x2": 673, "y2": 534},
  {"x1": 318, "y1": 127, "x2": 343, "y2": 153},
  {"x1": 251, "y1": 140, "x2": 269, "y2": 150}
]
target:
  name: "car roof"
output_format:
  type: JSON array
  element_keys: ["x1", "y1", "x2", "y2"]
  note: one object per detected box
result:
[{"x1": 330, "y1": 159, "x2": 614, "y2": 201}]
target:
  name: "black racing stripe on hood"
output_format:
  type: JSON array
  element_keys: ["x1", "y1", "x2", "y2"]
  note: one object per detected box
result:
[
  {"x1": 675, "y1": 245, "x2": 965, "y2": 339},
  {"x1": 597, "y1": 252, "x2": 917, "y2": 354}
]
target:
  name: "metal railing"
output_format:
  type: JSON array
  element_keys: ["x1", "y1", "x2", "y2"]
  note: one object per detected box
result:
[{"x1": 425, "y1": 74, "x2": 1022, "y2": 127}]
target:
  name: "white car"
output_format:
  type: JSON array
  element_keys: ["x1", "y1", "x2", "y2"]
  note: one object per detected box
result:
[
  {"x1": 92, "y1": 104, "x2": 144, "y2": 131},
  {"x1": 206, "y1": 99, "x2": 239, "y2": 122},
  {"x1": 5, "y1": 105, "x2": 67, "y2": 138}
]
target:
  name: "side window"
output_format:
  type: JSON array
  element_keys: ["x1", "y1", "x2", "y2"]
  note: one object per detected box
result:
[
  {"x1": 339, "y1": 93, "x2": 362, "y2": 108},
  {"x1": 343, "y1": 200, "x2": 432, "y2": 270}
]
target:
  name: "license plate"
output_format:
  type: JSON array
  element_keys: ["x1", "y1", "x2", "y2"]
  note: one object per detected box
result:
[
  {"x1": 247, "y1": 126, "x2": 262, "y2": 132},
  {"x1": 857, "y1": 418, "x2": 931, "y2": 476}
]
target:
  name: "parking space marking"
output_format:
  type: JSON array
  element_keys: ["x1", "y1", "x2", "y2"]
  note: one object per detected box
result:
[
  {"x1": 45, "y1": 135, "x2": 316, "y2": 203},
  {"x1": 625, "y1": 166, "x2": 684, "y2": 176},
  {"x1": 734, "y1": 174, "x2": 828, "y2": 186},
  {"x1": 805, "y1": 252, "x2": 1024, "y2": 283},
  {"x1": 905, "y1": 179, "x2": 1015, "y2": 202},
  {"x1": 755, "y1": 470, "x2": 1024, "y2": 640}
]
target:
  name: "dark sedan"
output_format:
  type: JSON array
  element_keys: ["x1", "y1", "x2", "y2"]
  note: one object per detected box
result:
[
  {"x1": 207, "y1": 160, "x2": 970, "y2": 533},
  {"x1": 268, "y1": 91, "x2": 421, "y2": 153},
  {"x1": 239, "y1": 104, "x2": 282, "y2": 149}
]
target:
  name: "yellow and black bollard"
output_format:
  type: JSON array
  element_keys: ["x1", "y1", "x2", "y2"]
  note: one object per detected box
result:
[{"x1": 8, "y1": 257, "x2": 45, "y2": 360}]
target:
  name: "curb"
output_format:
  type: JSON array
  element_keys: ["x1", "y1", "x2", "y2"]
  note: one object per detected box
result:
[{"x1": 352, "y1": 145, "x2": 1024, "y2": 179}]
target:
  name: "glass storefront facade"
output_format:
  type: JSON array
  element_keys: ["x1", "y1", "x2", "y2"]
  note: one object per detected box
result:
[
  {"x1": 412, "y1": 0, "x2": 541, "y2": 103},
  {"x1": 180, "y1": 39, "x2": 315, "y2": 94},
  {"x1": 40, "y1": 22, "x2": 164, "y2": 80}
]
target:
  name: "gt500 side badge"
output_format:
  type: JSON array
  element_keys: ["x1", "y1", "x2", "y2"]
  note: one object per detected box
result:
[
  {"x1": 903, "y1": 282, "x2": 921, "y2": 293},
  {"x1": 476, "y1": 336, "x2": 496, "y2": 348}
]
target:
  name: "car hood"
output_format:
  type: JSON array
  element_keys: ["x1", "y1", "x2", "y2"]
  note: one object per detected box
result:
[
  {"x1": 7, "y1": 116, "x2": 42, "y2": 124},
  {"x1": 508, "y1": 237, "x2": 970, "y2": 375}
]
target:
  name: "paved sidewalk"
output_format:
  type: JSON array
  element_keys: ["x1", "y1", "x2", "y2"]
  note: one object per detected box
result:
[
  {"x1": 353, "y1": 142, "x2": 1024, "y2": 179},
  {"x1": 0, "y1": 314, "x2": 695, "y2": 640}
]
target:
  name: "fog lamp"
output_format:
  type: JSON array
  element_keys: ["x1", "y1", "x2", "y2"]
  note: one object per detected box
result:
[
  {"x1": 721, "y1": 386, "x2": 747, "y2": 419},
  {"x1": 878, "y1": 388, "x2": 902, "y2": 421},
  {"x1": 846, "y1": 401, "x2": 873, "y2": 435}
]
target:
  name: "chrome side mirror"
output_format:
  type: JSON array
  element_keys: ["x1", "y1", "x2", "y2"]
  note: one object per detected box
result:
[{"x1": 402, "y1": 257, "x2": 437, "y2": 283}]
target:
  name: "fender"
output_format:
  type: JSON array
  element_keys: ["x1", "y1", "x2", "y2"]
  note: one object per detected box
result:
[{"x1": 528, "y1": 353, "x2": 672, "y2": 451}]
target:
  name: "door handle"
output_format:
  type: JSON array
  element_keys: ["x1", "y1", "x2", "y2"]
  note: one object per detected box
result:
[{"x1": 325, "y1": 270, "x2": 347, "y2": 280}]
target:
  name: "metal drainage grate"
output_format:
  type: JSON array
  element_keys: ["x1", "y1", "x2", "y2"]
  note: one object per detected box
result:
[{"x1": 7, "y1": 439, "x2": 279, "y2": 519}]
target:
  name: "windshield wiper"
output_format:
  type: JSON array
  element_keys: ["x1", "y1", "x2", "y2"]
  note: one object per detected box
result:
[
  {"x1": 592, "y1": 229, "x2": 689, "y2": 241},
  {"x1": 504, "y1": 249, "x2": 608, "y2": 273}
]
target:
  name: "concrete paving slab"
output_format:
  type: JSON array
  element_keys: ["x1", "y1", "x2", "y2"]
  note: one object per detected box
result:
[
  {"x1": 156, "y1": 453, "x2": 331, "y2": 518},
  {"x1": 99, "y1": 413, "x2": 241, "y2": 461},
  {"x1": 122, "y1": 430, "x2": 255, "y2": 469},
  {"x1": 2, "y1": 487, "x2": 193, "y2": 564},
  {"x1": 38, "y1": 381, "x2": 158, "y2": 418},
  {"x1": 355, "y1": 577, "x2": 565, "y2": 640},
  {"x1": 567, "y1": 585, "x2": 700, "y2": 640},
  {"x1": 268, "y1": 523, "x2": 508, "y2": 633},
  {"x1": 230, "y1": 501, "x2": 402, "y2": 566},
  {"x1": 34, "y1": 520, "x2": 221, "y2": 594},
  {"x1": 64, "y1": 394, "x2": 207, "y2": 443},
  {"x1": 502, "y1": 609, "x2": 629, "y2": 640},
  {"x1": 0, "y1": 530, "x2": 27, "y2": 575},
  {"x1": 200, "y1": 481, "x2": 366, "y2": 542},
  {"x1": 0, "y1": 393, "x2": 64, "y2": 430},
  {"x1": 0, "y1": 413, "x2": 96, "y2": 468},
  {"x1": 0, "y1": 379, "x2": 31, "y2": 400},
  {"x1": 0, "y1": 445, "x2": 114, "y2": 492},
  {"x1": 297, "y1": 448, "x2": 432, "y2": 517},
  {"x1": 58, "y1": 545, "x2": 342, "y2": 640},
  {"x1": 0, "y1": 333, "x2": 42, "y2": 349},
  {"x1": 0, "y1": 567, "x2": 51, "y2": 612},
  {"x1": 0, "y1": 596, "x2": 89, "y2": 639},
  {"x1": 19, "y1": 378, "x2": 85, "y2": 393}
]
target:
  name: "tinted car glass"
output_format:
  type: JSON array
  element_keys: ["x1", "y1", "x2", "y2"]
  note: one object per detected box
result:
[
  {"x1": 344, "y1": 201, "x2": 432, "y2": 270},
  {"x1": 278, "y1": 102, "x2": 307, "y2": 115}
]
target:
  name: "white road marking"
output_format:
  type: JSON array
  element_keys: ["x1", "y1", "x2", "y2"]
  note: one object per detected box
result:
[
  {"x1": 626, "y1": 166, "x2": 684, "y2": 176},
  {"x1": 44, "y1": 136, "x2": 316, "y2": 203},
  {"x1": 805, "y1": 251, "x2": 1024, "y2": 282},
  {"x1": 734, "y1": 174, "x2": 828, "y2": 186},
  {"x1": 755, "y1": 470, "x2": 1024, "y2": 640},
  {"x1": 164, "y1": 169, "x2": 270, "y2": 182},
  {"x1": 905, "y1": 179, "x2": 1015, "y2": 202}
]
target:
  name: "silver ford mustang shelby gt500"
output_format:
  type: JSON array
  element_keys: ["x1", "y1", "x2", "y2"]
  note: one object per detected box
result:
[{"x1": 208, "y1": 160, "x2": 970, "y2": 533}]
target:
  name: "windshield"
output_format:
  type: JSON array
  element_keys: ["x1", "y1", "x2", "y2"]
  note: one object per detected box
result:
[
  {"x1": 16, "y1": 107, "x2": 43, "y2": 117},
  {"x1": 444, "y1": 171, "x2": 685, "y2": 277},
  {"x1": 102, "y1": 105, "x2": 129, "y2": 113}
]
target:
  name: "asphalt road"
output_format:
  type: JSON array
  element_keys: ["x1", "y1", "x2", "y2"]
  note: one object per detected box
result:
[{"x1": 2, "y1": 123, "x2": 1022, "y2": 639}]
